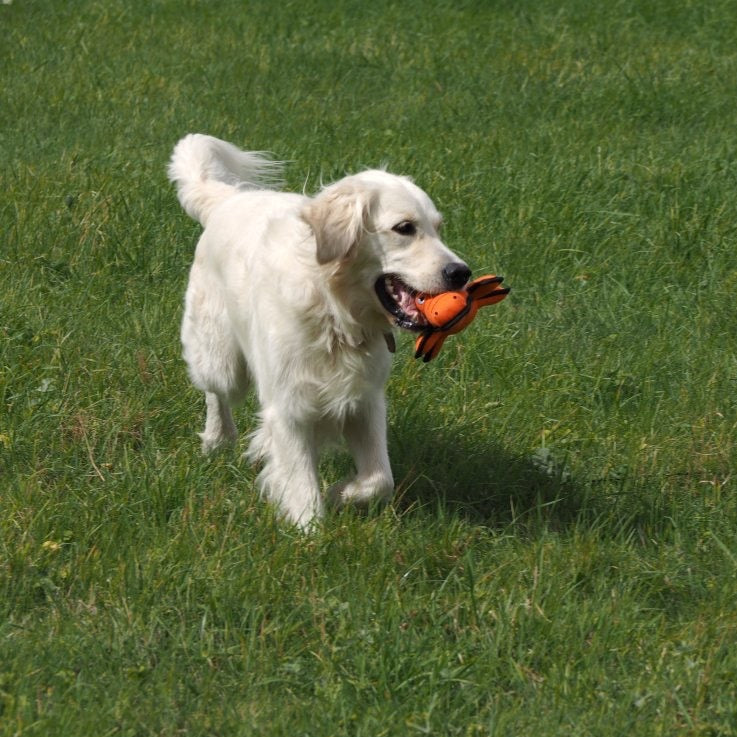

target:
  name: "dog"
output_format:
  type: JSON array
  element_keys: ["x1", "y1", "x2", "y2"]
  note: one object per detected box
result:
[{"x1": 168, "y1": 134, "x2": 471, "y2": 528}]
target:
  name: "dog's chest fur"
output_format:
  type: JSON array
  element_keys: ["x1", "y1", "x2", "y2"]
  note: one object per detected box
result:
[{"x1": 283, "y1": 306, "x2": 392, "y2": 424}]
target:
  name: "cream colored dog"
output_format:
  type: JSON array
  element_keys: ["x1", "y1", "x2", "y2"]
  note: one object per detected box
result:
[{"x1": 169, "y1": 134, "x2": 471, "y2": 528}]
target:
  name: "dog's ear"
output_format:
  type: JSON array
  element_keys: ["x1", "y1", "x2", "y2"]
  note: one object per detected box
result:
[{"x1": 302, "y1": 182, "x2": 376, "y2": 265}]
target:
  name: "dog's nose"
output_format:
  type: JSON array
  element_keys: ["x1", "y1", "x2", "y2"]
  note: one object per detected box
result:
[{"x1": 442, "y1": 262, "x2": 472, "y2": 289}]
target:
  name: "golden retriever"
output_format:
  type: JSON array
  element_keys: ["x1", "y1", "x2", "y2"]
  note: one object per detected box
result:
[{"x1": 168, "y1": 134, "x2": 471, "y2": 528}]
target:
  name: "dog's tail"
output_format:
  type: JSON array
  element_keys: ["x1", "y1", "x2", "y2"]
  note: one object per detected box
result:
[{"x1": 167, "y1": 134, "x2": 283, "y2": 226}]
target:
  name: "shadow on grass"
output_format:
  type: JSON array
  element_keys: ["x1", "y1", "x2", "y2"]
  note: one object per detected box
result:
[
  {"x1": 387, "y1": 417, "x2": 601, "y2": 533},
  {"x1": 386, "y1": 407, "x2": 684, "y2": 541}
]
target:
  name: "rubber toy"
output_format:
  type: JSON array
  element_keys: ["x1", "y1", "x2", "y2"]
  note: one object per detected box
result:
[{"x1": 413, "y1": 275, "x2": 510, "y2": 362}]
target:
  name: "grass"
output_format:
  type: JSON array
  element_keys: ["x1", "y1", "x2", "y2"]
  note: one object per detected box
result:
[{"x1": 2, "y1": 0, "x2": 737, "y2": 734}]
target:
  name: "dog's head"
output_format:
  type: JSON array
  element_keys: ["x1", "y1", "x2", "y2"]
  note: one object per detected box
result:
[{"x1": 302, "y1": 170, "x2": 470, "y2": 332}]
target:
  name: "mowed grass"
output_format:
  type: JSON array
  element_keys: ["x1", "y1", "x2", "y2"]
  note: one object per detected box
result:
[{"x1": 2, "y1": 0, "x2": 737, "y2": 734}]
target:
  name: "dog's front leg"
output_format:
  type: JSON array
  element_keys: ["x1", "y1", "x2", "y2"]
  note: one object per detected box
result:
[
  {"x1": 252, "y1": 411, "x2": 324, "y2": 529},
  {"x1": 328, "y1": 393, "x2": 395, "y2": 508}
]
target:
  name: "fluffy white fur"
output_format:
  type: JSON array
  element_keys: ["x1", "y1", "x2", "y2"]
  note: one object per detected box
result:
[{"x1": 168, "y1": 134, "x2": 470, "y2": 528}]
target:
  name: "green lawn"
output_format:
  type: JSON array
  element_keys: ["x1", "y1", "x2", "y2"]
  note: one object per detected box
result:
[{"x1": 2, "y1": 1, "x2": 737, "y2": 734}]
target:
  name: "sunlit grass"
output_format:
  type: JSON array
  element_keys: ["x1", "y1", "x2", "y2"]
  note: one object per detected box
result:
[{"x1": 2, "y1": 1, "x2": 737, "y2": 734}]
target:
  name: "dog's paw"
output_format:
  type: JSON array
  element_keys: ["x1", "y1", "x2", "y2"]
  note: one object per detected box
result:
[
  {"x1": 326, "y1": 474, "x2": 394, "y2": 508},
  {"x1": 198, "y1": 430, "x2": 236, "y2": 455},
  {"x1": 326, "y1": 479, "x2": 351, "y2": 508}
]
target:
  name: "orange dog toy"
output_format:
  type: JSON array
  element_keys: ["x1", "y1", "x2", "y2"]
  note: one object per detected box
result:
[{"x1": 413, "y1": 275, "x2": 510, "y2": 362}]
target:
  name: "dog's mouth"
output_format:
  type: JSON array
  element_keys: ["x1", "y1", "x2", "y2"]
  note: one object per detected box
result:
[{"x1": 374, "y1": 275, "x2": 430, "y2": 331}]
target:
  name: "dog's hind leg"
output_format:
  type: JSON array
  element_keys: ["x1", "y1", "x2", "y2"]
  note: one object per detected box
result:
[
  {"x1": 181, "y1": 273, "x2": 250, "y2": 453},
  {"x1": 188, "y1": 349, "x2": 249, "y2": 454},
  {"x1": 200, "y1": 391, "x2": 238, "y2": 453},
  {"x1": 196, "y1": 351, "x2": 249, "y2": 453}
]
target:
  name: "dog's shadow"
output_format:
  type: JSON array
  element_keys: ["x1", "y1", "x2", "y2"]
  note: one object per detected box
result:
[{"x1": 384, "y1": 412, "x2": 592, "y2": 531}]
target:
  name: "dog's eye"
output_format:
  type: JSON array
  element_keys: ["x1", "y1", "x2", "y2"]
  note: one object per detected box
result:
[{"x1": 392, "y1": 221, "x2": 417, "y2": 237}]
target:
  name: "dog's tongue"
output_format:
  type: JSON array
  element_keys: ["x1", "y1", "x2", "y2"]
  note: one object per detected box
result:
[
  {"x1": 391, "y1": 278, "x2": 426, "y2": 325},
  {"x1": 397, "y1": 288, "x2": 419, "y2": 318}
]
